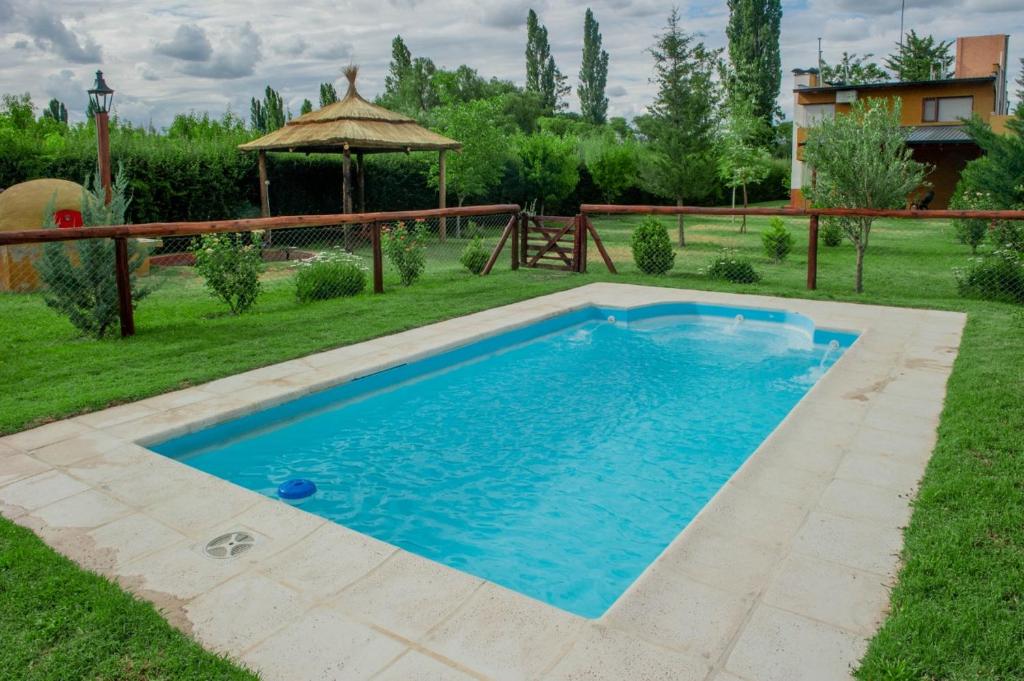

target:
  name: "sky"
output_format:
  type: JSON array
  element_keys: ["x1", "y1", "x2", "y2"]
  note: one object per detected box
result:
[{"x1": 1, "y1": 0, "x2": 1021, "y2": 129}]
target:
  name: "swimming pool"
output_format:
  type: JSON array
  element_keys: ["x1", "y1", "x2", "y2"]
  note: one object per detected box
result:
[{"x1": 155, "y1": 303, "x2": 857, "y2": 618}]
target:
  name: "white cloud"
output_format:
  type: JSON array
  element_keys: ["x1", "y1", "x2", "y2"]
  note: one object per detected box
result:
[{"x1": 155, "y1": 24, "x2": 212, "y2": 62}]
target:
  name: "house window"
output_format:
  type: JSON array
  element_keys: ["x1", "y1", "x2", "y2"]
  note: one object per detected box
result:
[
  {"x1": 801, "y1": 103, "x2": 835, "y2": 127},
  {"x1": 922, "y1": 96, "x2": 973, "y2": 122}
]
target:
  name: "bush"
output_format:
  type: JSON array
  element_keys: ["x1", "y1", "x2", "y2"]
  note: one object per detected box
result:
[
  {"x1": 704, "y1": 248, "x2": 762, "y2": 283},
  {"x1": 295, "y1": 250, "x2": 367, "y2": 302},
  {"x1": 630, "y1": 217, "x2": 675, "y2": 275},
  {"x1": 36, "y1": 170, "x2": 151, "y2": 338},
  {"x1": 192, "y1": 232, "x2": 265, "y2": 313},
  {"x1": 382, "y1": 221, "x2": 427, "y2": 286},
  {"x1": 820, "y1": 218, "x2": 845, "y2": 247},
  {"x1": 955, "y1": 249, "x2": 1024, "y2": 304},
  {"x1": 990, "y1": 219, "x2": 1024, "y2": 253},
  {"x1": 951, "y1": 190, "x2": 994, "y2": 253},
  {"x1": 459, "y1": 236, "x2": 490, "y2": 275},
  {"x1": 762, "y1": 217, "x2": 793, "y2": 263}
]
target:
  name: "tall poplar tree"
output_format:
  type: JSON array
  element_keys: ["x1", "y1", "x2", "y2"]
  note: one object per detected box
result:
[
  {"x1": 725, "y1": 0, "x2": 782, "y2": 125},
  {"x1": 319, "y1": 82, "x2": 338, "y2": 107},
  {"x1": 578, "y1": 8, "x2": 609, "y2": 124},
  {"x1": 526, "y1": 9, "x2": 569, "y2": 112},
  {"x1": 43, "y1": 98, "x2": 68, "y2": 124}
]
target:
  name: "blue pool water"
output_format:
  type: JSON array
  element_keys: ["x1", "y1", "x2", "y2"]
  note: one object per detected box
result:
[{"x1": 155, "y1": 303, "x2": 856, "y2": 618}]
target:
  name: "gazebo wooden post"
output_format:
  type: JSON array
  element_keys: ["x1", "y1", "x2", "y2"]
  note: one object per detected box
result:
[
  {"x1": 357, "y1": 153, "x2": 366, "y2": 213},
  {"x1": 257, "y1": 151, "x2": 270, "y2": 217},
  {"x1": 438, "y1": 149, "x2": 447, "y2": 241},
  {"x1": 342, "y1": 145, "x2": 353, "y2": 250}
]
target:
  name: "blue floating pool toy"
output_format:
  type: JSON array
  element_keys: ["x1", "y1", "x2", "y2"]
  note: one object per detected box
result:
[{"x1": 277, "y1": 478, "x2": 316, "y2": 504}]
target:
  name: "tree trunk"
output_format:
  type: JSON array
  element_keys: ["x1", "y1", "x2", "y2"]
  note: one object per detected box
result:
[
  {"x1": 676, "y1": 197, "x2": 685, "y2": 248},
  {"x1": 854, "y1": 243, "x2": 865, "y2": 293},
  {"x1": 730, "y1": 186, "x2": 736, "y2": 227},
  {"x1": 741, "y1": 184, "x2": 748, "y2": 233}
]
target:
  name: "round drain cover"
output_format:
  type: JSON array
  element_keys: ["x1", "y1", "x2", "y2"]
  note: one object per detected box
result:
[{"x1": 204, "y1": 531, "x2": 255, "y2": 559}]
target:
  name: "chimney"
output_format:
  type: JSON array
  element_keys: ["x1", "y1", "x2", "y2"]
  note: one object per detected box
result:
[{"x1": 792, "y1": 68, "x2": 819, "y2": 89}]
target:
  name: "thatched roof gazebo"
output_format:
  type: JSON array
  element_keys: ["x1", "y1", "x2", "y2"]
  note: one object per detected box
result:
[{"x1": 239, "y1": 66, "x2": 461, "y2": 220}]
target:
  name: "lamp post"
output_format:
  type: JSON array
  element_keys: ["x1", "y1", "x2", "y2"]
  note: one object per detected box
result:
[
  {"x1": 87, "y1": 71, "x2": 133, "y2": 337},
  {"x1": 87, "y1": 70, "x2": 114, "y2": 205}
]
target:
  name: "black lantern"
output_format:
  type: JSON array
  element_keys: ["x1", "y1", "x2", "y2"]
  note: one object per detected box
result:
[{"x1": 88, "y1": 70, "x2": 114, "y2": 114}]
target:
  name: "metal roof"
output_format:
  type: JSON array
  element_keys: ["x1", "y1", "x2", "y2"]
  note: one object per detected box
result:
[{"x1": 903, "y1": 125, "x2": 975, "y2": 144}]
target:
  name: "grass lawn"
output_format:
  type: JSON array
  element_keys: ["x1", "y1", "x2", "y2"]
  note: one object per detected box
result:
[{"x1": 2, "y1": 208, "x2": 1022, "y2": 678}]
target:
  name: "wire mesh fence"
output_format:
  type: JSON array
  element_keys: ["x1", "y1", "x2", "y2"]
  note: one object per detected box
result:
[
  {"x1": 0, "y1": 206, "x2": 521, "y2": 338},
  {"x1": 582, "y1": 206, "x2": 1024, "y2": 307}
]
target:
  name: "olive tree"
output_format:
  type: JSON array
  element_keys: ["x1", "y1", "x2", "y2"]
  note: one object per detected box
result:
[{"x1": 803, "y1": 98, "x2": 927, "y2": 292}]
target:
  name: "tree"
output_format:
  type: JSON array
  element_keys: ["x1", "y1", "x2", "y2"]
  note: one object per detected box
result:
[
  {"x1": 635, "y1": 9, "x2": 723, "y2": 246},
  {"x1": 514, "y1": 132, "x2": 579, "y2": 215},
  {"x1": 725, "y1": 0, "x2": 782, "y2": 126},
  {"x1": 319, "y1": 82, "x2": 338, "y2": 107},
  {"x1": 718, "y1": 97, "x2": 773, "y2": 232},
  {"x1": 526, "y1": 9, "x2": 569, "y2": 113},
  {"x1": 428, "y1": 98, "x2": 513, "y2": 233},
  {"x1": 578, "y1": 9, "x2": 609, "y2": 124},
  {"x1": 1016, "y1": 57, "x2": 1024, "y2": 116},
  {"x1": 958, "y1": 114, "x2": 1024, "y2": 210},
  {"x1": 820, "y1": 52, "x2": 888, "y2": 85},
  {"x1": 583, "y1": 134, "x2": 641, "y2": 203},
  {"x1": 299, "y1": 99, "x2": 313, "y2": 115},
  {"x1": 42, "y1": 98, "x2": 68, "y2": 124},
  {"x1": 803, "y1": 98, "x2": 928, "y2": 292},
  {"x1": 249, "y1": 86, "x2": 285, "y2": 133},
  {"x1": 885, "y1": 31, "x2": 954, "y2": 81},
  {"x1": 379, "y1": 36, "x2": 439, "y2": 116},
  {"x1": 37, "y1": 169, "x2": 150, "y2": 338}
]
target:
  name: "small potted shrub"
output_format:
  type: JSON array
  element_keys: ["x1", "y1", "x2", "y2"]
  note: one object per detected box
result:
[
  {"x1": 704, "y1": 248, "x2": 761, "y2": 283},
  {"x1": 762, "y1": 217, "x2": 793, "y2": 263},
  {"x1": 295, "y1": 250, "x2": 367, "y2": 301},
  {"x1": 460, "y1": 236, "x2": 489, "y2": 275},
  {"x1": 382, "y1": 221, "x2": 427, "y2": 286},
  {"x1": 630, "y1": 217, "x2": 675, "y2": 275}
]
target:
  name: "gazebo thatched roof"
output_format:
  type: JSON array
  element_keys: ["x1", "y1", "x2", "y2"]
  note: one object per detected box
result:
[{"x1": 238, "y1": 67, "x2": 461, "y2": 154}]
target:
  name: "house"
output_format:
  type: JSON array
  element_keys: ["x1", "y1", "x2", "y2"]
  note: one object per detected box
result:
[{"x1": 789, "y1": 34, "x2": 1013, "y2": 209}]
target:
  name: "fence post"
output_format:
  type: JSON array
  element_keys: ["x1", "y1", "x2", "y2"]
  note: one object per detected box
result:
[
  {"x1": 580, "y1": 214, "x2": 589, "y2": 274},
  {"x1": 371, "y1": 221, "x2": 384, "y2": 294},
  {"x1": 114, "y1": 237, "x2": 135, "y2": 337},
  {"x1": 520, "y1": 213, "x2": 529, "y2": 266},
  {"x1": 807, "y1": 214, "x2": 819, "y2": 290},
  {"x1": 511, "y1": 212, "x2": 519, "y2": 270}
]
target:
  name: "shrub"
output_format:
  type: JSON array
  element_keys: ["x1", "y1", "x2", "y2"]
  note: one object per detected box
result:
[
  {"x1": 630, "y1": 217, "x2": 675, "y2": 275},
  {"x1": 955, "y1": 249, "x2": 1024, "y2": 304},
  {"x1": 762, "y1": 217, "x2": 793, "y2": 263},
  {"x1": 192, "y1": 232, "x2": 265, "y2": 313},
  {"x1": 951, "y1": 190, "x2": 994, "y2": 253},
  {"x1": 459, "y1": 236, "x2": 490, "y2": 275},
  {"x1": 704, "y1": 248, "x2": 762, "y2": 283},
  {"x1": 36, "y1": 170, "x2": 151, "y2": 338},
  {"x1": 295, "y1": 250, "x2": 367, "y2": 302},
  {"x1": 382, "y1": 221, "x2": 427, "y2": 286},
  {"x1": 820, "y1": 218, "x2": 845, "y2": 247},
  {"x1": 990, "y1": 219, "x2": 1024, "y2": 253}
]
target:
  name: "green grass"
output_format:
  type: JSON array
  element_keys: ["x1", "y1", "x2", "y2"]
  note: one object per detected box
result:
[
  {"x1": 2, "y1": 210, "x2": 1023, "y2": 679},
  {"x1": 0, "y1": 519, "x2": 257, "y2": 680}
]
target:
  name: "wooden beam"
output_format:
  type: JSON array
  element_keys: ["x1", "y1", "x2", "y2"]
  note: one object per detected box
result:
[
  {"x1": 371, "y1": 221, "x2": 383, "y2": 293},
  {"x1": 584, "y1": 215, "x2": 616, "y2": 274},
  {"x1": 481, "y1": 215, "x2": 517, "y2": 275},
  {"x1": 438, "y1": 150, "x2": 447, "y2": 241},
  {"x1": 257, "y1": 151, "x2": 270, "y2": 217},
  {"x1": 342, "y1": 146, "x2": 353, "y2": 214},
  {"x1": 114, "y1": 237, "x2": 135, "y2": 337},
  {"x1": 807, "y1": 214, "x2": 819, "y2": 290},
  {"x1": 357, "y1": 153, "x2": 366, "y2": 213},
  {"x1": 0, "y1": 205, "x2": 524, "y2": 246}
]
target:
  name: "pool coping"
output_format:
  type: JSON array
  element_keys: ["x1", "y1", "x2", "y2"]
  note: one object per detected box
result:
[{"x1": 0, "y1": 283, "x2": 966, "y2": 681}]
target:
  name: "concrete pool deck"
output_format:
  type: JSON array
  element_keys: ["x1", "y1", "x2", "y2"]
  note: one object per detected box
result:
[{"x1": 0, "y1": 283, "x2": 965, "y2": 681}]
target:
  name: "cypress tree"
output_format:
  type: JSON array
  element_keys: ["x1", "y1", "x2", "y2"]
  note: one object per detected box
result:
[
  {"x1": 578, "y1": 8, "x2": 609, "y2": 124},
  {"x1": 725, "y1": 0, "x2": 782, "y2": 125}
]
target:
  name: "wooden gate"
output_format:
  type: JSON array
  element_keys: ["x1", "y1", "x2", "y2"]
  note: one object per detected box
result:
[{"x1": 522, "y1": 215, "x2": 580, "y2": 271}]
